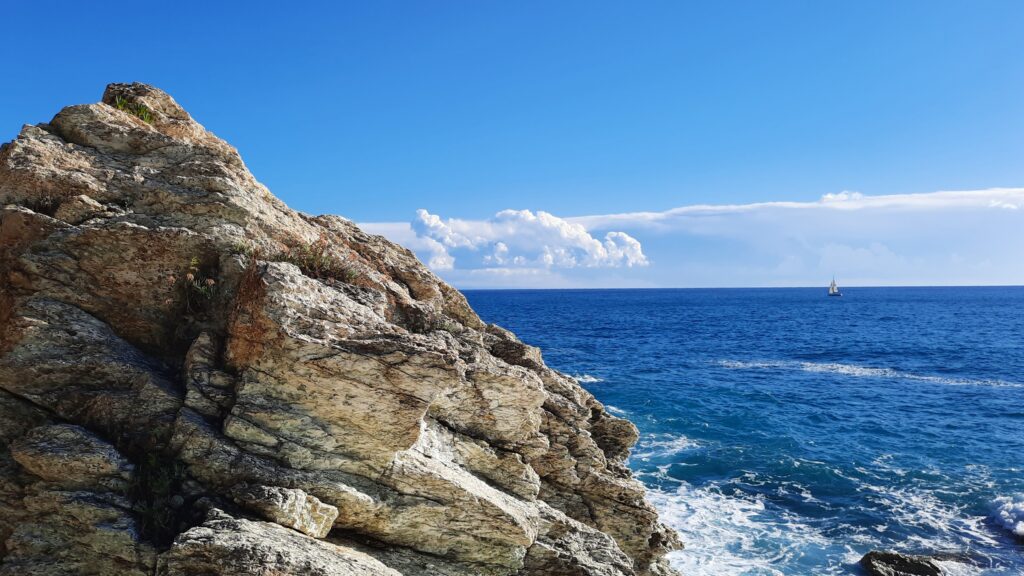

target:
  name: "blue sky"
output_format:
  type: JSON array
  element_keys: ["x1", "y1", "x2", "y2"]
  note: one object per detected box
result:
[{"x1": 4, "y1": 2, "x2": 1024, "y2": 287}]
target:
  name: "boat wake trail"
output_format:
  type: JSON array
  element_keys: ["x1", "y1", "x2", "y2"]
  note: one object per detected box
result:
[{"x1": 716, "y1": 359, "x2": 1024, "y2": 388}]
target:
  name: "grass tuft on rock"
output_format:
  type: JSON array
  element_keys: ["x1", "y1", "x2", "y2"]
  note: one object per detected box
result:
[
  {"x1": 113, "y1": 95, "x2": 154, "y2": 123},
  {"x1": 275, "y1": 234, "x2": 361, "y2": 284}
]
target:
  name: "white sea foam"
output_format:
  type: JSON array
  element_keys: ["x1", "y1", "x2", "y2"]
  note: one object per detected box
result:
[
  {"x1": 631, "y1": 434, "x2": 700, "y2": 460},
  {"x1": 646, "y1": 463, "x2": 1017, "y2": 575},
  {"x1": 991, "y1": 495, "x2": 1024, "y2": 538},
  {"x1": 933, "y1": 560, "x2": 985, "y2": 576},
  {"x1": 716, "y1": 359, "x2": 1024, "y2": 388},
  {"x1": 605, "y1": 405, "x2": 628, "y2": 416},
  {"x1": 860, "y1": 482, "x2": 1000, "y2": 550},
  {"x1": 572, "y1": 373, "x2": 604, "y2": 383},
  {"x1": 648, "y1": 482, "x2": 841, "y2": 576}
]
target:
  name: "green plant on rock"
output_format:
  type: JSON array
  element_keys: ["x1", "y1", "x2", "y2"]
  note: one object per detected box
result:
[
  {"x1": 175, "y1": 256, "x2": 218, "y2": 314},
  {"x1": 228, "y1": 239, "x2": 254, "y2": 256},
  {"x1": 113, "y1": 95, "x2": 154, "y2": 123}
]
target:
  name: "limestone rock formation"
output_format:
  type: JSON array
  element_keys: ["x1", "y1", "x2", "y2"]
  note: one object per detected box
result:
[{"x1": 0, "y1": 83, "x2": 681, "y2": 575}]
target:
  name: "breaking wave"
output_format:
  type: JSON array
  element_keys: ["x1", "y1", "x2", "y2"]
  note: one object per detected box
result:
[
  {"x1": 631, "y1": 433, "x2": 700, "y2": 461},
  {"x1": 647, "y1": 478, "x2": 1003, "y2": 576},
  {"x1": 572, "y1": 373, "x2": 604, "y2": 383},
  {"x1": 648, "y1": 481, "x2": 840, "y2": 576},
  {"x1": 991, "y1": 495, "x2": 1024, "y2": 539},
  {"x1": 639, "y1": 447, "x2": 1015, "y2": 575}
]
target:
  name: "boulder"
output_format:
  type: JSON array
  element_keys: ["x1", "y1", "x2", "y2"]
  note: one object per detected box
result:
[
  {"x1": 230, "y1": 484, "x2": 339, "y2": 539},
  {"x1": 860, "y1": 551, "x2": 942, "y2": 576},
  {"x1": 159, "y1": 509, "x2": 400, "y2": 576}
]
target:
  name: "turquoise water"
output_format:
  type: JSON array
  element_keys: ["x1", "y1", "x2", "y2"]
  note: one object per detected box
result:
[{"x1": 465, "y1": 287, "x2": 1024, "y2": 575}]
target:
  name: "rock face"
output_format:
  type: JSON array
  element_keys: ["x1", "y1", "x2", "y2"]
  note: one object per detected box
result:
[
  {"x1": 0, "y1": 83, "x2": 680, "y2": 575},
  {"x1": 860, "y1": 551, "x2": 943, "y2": 576}
]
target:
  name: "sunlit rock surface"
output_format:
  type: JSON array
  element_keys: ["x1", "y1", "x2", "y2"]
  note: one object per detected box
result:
[{"x1": 0, "y1": 83, "x2": 680, "y2": 575}]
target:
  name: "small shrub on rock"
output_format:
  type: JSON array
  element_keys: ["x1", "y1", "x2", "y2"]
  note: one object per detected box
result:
[
  {"x1": 275, "y1": 235, "x2": 361, "y2": 284},
  {"x1": 175, "y1": 256, "x2": 218, "y2": 314}
]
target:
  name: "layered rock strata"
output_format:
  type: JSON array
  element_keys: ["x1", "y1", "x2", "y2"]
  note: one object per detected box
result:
[{"x1": 0, "y1": 83, "x2": 681, "y2": 575}]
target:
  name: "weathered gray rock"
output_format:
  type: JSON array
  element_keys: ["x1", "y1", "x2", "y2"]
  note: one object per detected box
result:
[
  {"x1": 523, "y1": 503, "x2": 636, "y2": 576},
  {"x1": 0, "y1": 391, "x2": 50, "y2": 559},
  {"x1": 53, "y1": 193, "x2": 107, "y2": 224},
  {"x1": 10, "y1": 424, "x2": 132, "y2": 490},
  {"x1": 0, "y1": 297, "x2": 182, "y2": 443},
  {"x1": 159, "y1": 509, "x2": 400, "y2": 576},
  {"x1": 0, "y1": 82, "x2": 681, "y2": 575},
  {"x1": 231, "y1": 484, "x2": 339, "y2": 539},
  {"x1": 860, "y1": 551, "x2": 942, "y2": 576},
  {"x1": 182, "y1": 332, "x2": 236, "y2": 420}
]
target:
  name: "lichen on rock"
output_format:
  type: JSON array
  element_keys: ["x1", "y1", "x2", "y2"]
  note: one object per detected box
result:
[{"x1": 0, "y1": 82, "x2": 681, "y2": 575}]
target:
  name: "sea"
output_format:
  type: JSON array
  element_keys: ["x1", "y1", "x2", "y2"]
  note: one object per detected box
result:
[{"x1": 464, "y1": 287, "x2": 1024, "y2": 576}]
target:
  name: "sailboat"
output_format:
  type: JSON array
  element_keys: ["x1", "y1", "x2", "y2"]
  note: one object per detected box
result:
[{"x1": 828, "y1": 277, "x2": 842, "y2": 297}]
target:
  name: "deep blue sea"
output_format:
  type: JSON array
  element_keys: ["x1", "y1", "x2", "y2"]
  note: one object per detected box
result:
[{"x1": 464, "y1": 287, "x2": 1024, "y2": 576}]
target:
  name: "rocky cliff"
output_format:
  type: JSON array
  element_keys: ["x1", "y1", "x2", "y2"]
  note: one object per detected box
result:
[{"x1": 0, "y1": 83, "x2": 680, "y2": 576}]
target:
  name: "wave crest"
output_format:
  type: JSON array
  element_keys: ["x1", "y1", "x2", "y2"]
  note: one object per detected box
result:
[
  {"x1": 648, "y1": 482, "x2": 835, "y2": 576},
  {"x1": 991, "y1": 495, "x2": 1024, "y2": 538}
]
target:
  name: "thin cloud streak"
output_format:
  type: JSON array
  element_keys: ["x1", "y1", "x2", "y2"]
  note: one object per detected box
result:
[{"x1": 569, "y1": 188, "x2": 1024, "y2": 230}]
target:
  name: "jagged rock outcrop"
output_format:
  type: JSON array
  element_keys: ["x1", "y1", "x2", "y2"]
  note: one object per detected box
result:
[{"x1": 0, "y1": 83, "x2": 680, "y2": 575}]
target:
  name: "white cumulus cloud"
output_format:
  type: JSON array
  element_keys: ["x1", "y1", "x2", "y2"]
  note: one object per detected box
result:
[{"x1": 403, "y1": 208, "x2": 648, "y2": 272}]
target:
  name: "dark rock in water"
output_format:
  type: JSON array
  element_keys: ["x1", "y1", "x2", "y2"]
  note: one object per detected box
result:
[{"x1": 860, "y1": 551, "x2": 942, "y2": 576}]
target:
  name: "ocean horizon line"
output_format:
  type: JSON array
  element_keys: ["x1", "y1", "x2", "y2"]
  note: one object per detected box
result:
[{"x1": 460, "y1": 284, "x2": 1024, "y2": 292}]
